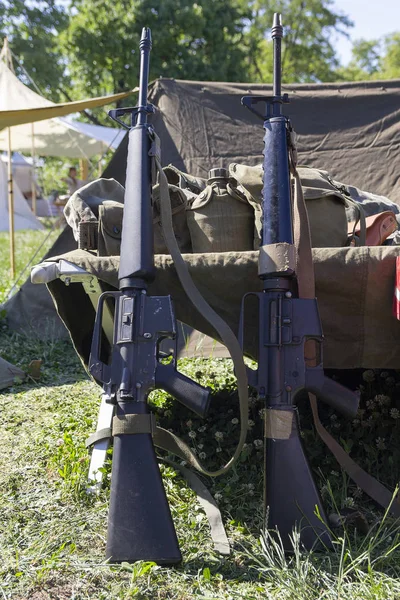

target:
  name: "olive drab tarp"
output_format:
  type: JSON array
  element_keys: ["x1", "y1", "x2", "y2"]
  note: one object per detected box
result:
[
  {"x1": 3, "y1": 77, "x2": 400, "y2": 362},
  {"x1": 105, "y1": 78, "x2": 400, "y2": 203}
]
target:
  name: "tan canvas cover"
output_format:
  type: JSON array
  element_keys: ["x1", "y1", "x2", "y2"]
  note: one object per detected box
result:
[
  {"x1": 0, "y1": 61, "x2": 135, "y2": 129},
  {"x1": 0, "y1": 158, "x2": 43, "y2": 231},
  {"x1": 43, "y1": 246, "x2": 400, "y2": 370},
  {"x1": 0, "y1": 117, "x2": 126, "y2": 159}
]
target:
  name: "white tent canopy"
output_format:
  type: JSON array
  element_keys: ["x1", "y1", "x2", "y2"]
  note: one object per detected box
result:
[
  {"x1": 1, "y1": 151, "x2": 38, "y2": 195},
  {"x1": 0, "y1": 115, "x2": 126, "y2": 158},
  {"x1": 0, "y1": 157, "x2": 43, "y2": 231},
  {"x1": 0, "y1": 40, "x2": 128, "y2": 245},
  {"x1": 0, "y1": 55, "x2": 134, "y2": 129}
]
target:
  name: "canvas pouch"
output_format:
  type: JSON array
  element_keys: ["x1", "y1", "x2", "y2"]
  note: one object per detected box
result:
[
  {"x1": 64, "y1": 176, "x2": 192, "y2": 256},
  {"x1": 340, "y1": 181, "x2": 400, "y2": 224},
  {"x1": 153, "y1": 183, "x2": 192, "y2": 254},
  {"x1": 163, "y1": 164, "x2": 207, "y2": 196},
  {"x1": 228, "y1": 163, "x2": 362, "y2": 249},
  {"x1": 64, "y1": 178, "x2": 125, "y2": 254}
]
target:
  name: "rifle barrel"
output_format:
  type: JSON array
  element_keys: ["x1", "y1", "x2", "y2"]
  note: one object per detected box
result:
[{"x1": 137, "y1": 27, "x2": 152, "y2": 126}]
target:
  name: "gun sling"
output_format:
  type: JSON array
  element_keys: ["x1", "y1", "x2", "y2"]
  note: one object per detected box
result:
[
  {"x1": 31, "y1": 23, "x2": 400, "y2": 560},
  {"x1": 72, "y1": 159, "x2": 400, "y2": 524},
  {"x1": 51, "y1": 174, "x2": 400, "y2": 522},
  {"x1": 84, "y1": 145, "x2": 400, "y2": 551}
]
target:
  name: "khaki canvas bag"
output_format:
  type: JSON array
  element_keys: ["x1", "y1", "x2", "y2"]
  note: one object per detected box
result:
[
  {"x1": 153, "y1": 183, "x2": 192, "y2": 254},
  {"x1": 229, "y1": 163, "x2": 365, "y2": 249},
  {"x1": 64, "y1": 177, "x2": 192, "y2": 256}
]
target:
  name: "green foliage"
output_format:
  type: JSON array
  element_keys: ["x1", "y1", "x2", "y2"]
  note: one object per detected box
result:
[
  {"x1": 336, "y1": 33, "x2": 400, "y2": 82},
  {"x1": 1, "y1": 327, "x2": 400, "y2": 598},
  {"x1": 241, "y1": 0, "x2": 353, "y2": 83},
  {"x1": 0, "y1": 0, "x2": 69, "y2": 100},
  {"x1": 59, "y1": 0, "x2": 250, "y2": 101},
  {"x1": 37, "y1": 156, "x2": 78, "y2": 196},
  {"x1": 380, "y1": 33, "x2": 400, "y2": 79},
  {"x1": 1, "y1": 0, "x2": 361, "y2": 118},
  {"x1": 301, "y1": 369, "x2": 400, "y2": 511}
]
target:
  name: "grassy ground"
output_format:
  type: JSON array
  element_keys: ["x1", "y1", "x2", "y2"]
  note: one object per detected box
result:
[
  {"x1": 0, "y1": 222, "x2": 63, "y2": 305},
  {"x1": 1, "y1": 231, "x2": 400, "y2": 599}
]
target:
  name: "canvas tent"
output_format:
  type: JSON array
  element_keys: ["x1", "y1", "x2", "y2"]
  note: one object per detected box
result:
[
  {"x1": 0, "y1": 49, "x2": 133, "y2": 130},
  {"x1": 0, "y1": 39, "x2": 136, "y2": 276},
  {"x1": 3, "y1": 76, "x2": 400, "y2": 336},
  {"x1": 0, "y1": 117, "x2": 126, "y2": 230},
  {"x1": 1, "y1": 152, "x2": 36, "y2": 195},
  {"x1": 0, "y1": 155, "x2": 43, "y2": 231},
  {"x1": 104, "y1": 78, "x2": 400, "y2": 201},
  {"x1": 0, "y1": 116, "x2": 126, "y2": 159}
]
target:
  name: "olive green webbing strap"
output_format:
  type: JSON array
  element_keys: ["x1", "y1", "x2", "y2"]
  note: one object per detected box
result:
[
  {"x1": 86, "y1": 415, "x2": 230, "y2": 554},
  {"x1": 162, "y1": 457, "x2": 230, "y2": 555},
  {"x1": 309, "y1": 396, "x2": 400, "y2": 516},
  {"x1": 156, "y1": 155, "x2": 249, "y2": 478},
  {"x1": 326, "y1": 175, "x2": 367, "y2": 247},
  {"x1": 291, "y1": 154, "x2": 400, "y2": 517}
]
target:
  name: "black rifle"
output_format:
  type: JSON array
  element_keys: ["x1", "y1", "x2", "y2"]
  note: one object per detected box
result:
[
  {"x1": 88, "y1": 28, "x2": 210, "y2": 564},
  {"x1": 240, "y1": 14, "x2": 360, "y2": 551}
]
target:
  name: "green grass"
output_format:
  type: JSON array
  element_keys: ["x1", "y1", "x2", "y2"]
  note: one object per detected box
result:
[
  {"x1": 0, "y1": 224, "x2": 63, "y2": 304},
  {"x1": 1, "y1": 325, "x2": 400, "y2": 599}
]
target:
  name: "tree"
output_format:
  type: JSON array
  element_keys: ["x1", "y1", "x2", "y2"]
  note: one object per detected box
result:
[
  {"x1": 240, "y1": 0, "x2": 353, "y2": 83},
  {"x1": 336, "y1": 33, "x2": 400, "y2": 81},
  {"x1": 0, "y1": 0, "x2": 69, "y2": 101},
  {"x1": 58, "y1": 0, "x2": 250, "y2": 102},
  {"x1": 379, "y1": 33, "x2": 400, "y2": 79}
]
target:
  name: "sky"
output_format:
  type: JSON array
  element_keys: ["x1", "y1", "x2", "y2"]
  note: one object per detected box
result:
[{"x1": 332, "y1": 0, "x2": 400, "y2": 65}]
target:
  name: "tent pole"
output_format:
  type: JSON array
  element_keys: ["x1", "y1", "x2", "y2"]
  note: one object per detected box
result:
[
  {"x1": 31, "y1": 122, "x2": 37, "y2": 215},
  {"x1": 98, "y1": 143, "x2": 104, "y2": 177},
  {"x1": 7, "y1": 127, "x2": 15, "y2": 278},
  {"x1": 80, "y1": 158, "x2": 89, "y2": 182}
]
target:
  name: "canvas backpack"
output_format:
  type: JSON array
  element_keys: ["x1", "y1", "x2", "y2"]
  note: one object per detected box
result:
[
  {"x1": 64, "y1": 176, "x2": 193, "y2": 256},
  {"x1": 228, "y1": 163, "x2": 369, "y2": 249}
]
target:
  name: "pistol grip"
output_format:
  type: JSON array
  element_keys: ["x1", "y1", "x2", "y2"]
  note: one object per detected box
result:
[
  {"x1": 307, "y1": 376, "x2": 360, "y2": 419},
  {"x1": 156, "y1": 364, "x2": 211, "y2": 418}
]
